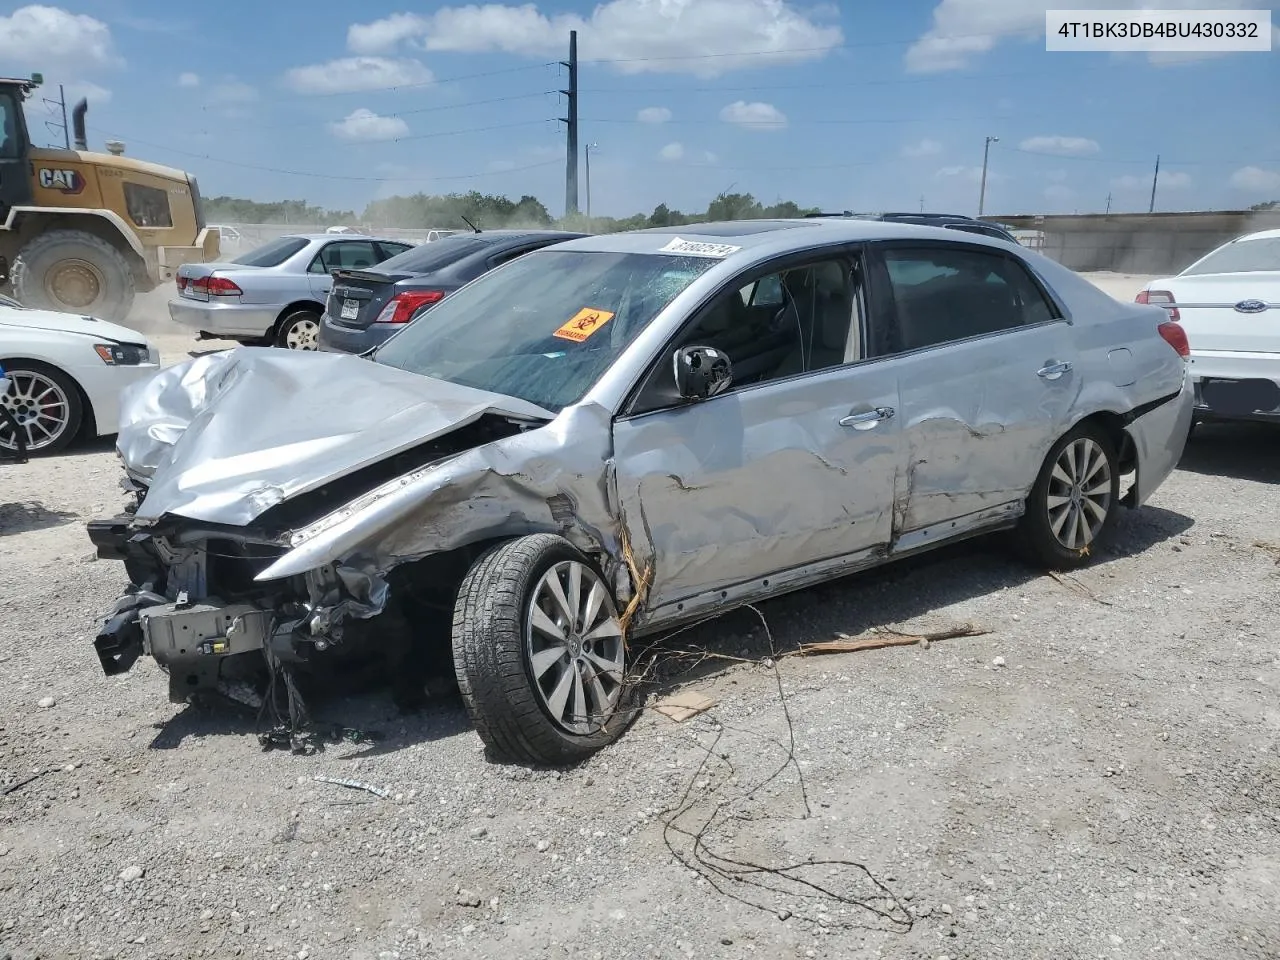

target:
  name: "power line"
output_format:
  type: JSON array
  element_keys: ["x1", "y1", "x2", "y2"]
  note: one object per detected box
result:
[
  {"x1": 276, "y1": 62, "x2": 559, "y2": 101},
  {"x1": 580, "y1": 70, "x2": 1048, "y2": 95},
  {"x1": 94, "y1": 131, "x2": 565, "y2": 183}
]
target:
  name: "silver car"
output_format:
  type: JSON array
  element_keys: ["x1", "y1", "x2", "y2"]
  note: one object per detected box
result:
[
  {"x1": 168, "y1": 234, "x2": 415, "y2": 350},
  {"x1": 89, "y1": 218, "x2": 1193, "y2": 765}
]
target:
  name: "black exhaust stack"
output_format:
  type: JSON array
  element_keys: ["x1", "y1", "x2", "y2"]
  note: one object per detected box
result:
[{"x1": 71, "y1": 98, "x2": 88, "y2": 150}]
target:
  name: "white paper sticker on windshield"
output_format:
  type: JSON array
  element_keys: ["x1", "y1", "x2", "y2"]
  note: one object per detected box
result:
[{"x1": 658, "y1": 237, "x2": 742, "y2": 258}]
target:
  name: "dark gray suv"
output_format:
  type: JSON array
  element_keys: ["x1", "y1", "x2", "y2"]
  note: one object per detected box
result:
[{"x1": 318, "y1": 229, "x2": 586, "y2": 354}]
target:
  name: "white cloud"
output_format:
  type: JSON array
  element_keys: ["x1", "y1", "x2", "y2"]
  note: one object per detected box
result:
[
  {"x1": 348, "y1": 12, "x2": 429, "y2": 54},
  {"x1": 659, "y1": 142, "x2": 685, "y2": 161},
  {"x1": 352, "y1": 0, "x2": 843, "y2": 78},
  {"x1": 905, "y1": 0, "x2": 1253, "y2": 72},
  {"x1": 208, "y1": 79, "x2": 258, "y2": 105},
  {"x1": 719, "y1": 100, "x2": 787, "y2": 130},
  {"x1": 637, "y1": 106, "x2": 672, "y2": 124},
  {"x1": 178, "y1": 72, "x2": 200, "y2": 88},
  {"x1": 329, "y1": 108, "x2": 409, "y2": 142},
  {"x1": 488, "y1": 158, "x2": 518, "y2": 171},
  {"x1": 1019, "y1": 135, "x2": 1099, "y2": 156},
  {"x1": 702, "y1": 150, "x2": 718, "y2": 164},
  {"x1": 1160, "y1": 171, "x2": 1192, "y2": 189},
  {"x1": 1043, "y1": 184, "x2": 1074, "y2": 203},
  {"x1": 0, "y1": 5, "x2": 120, "y2": 71},
  {"x1": 1045, "y1": 169, "x2": 1067, "y2": 182},
  {"x1": 64, "y1": 80, "x2": 111, "y2": 104},
  {"x1": 902, "y1": 138, "x2": 942, "y2": 158},
  {"x1": 284, "y1": 57, "x2": 434, "y2": 95},
  {"x1": 1230, "y1": 166, "x2": 1280, "y2": 192}
]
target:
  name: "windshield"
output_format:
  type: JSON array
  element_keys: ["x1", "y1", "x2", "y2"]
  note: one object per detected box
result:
[
  {"x1": 374, "y1": 250, "x2": 716, "y2": 411},
  {"x1": 231, "y1": 236, "x2": 309, "y2": 267},
  {"x1": 1182, "y1": 237, "x2": 1280, "y2": 276},
  {"x1": 377, "y1": 235, "x2": 492, "y2": 273}
]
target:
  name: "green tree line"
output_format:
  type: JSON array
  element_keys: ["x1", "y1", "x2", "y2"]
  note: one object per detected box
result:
[{"x1": 204, "y1": 191, "x2": 821, "y2": 233}]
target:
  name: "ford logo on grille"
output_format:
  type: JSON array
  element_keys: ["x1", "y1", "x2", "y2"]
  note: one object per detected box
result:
[{"x1": 1234, "y1": 299, "x2": 1268, "y2": 314}]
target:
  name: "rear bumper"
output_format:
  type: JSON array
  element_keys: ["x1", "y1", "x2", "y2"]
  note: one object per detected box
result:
[
  {"x1": 168, "y1": 298, "x2": 279, "y2": 338},
  {"x1": 1124, "y1": 376, "x2": 1194, "y2": 508},
  {"x1": 318, "y1": 312, "x2": 401, "y2": 354},
  {"x1": 1188, "y1": 350, "x2": 1280, "y2": 424}
]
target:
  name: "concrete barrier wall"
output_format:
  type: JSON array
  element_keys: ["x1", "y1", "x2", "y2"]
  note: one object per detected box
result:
[{"x1": 991, "y1": 210, "x2": 1280, "y2": 275}]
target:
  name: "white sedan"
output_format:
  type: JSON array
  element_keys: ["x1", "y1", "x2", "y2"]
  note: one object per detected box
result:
[
  {"x1": 1138, "y1": 227, "x2": 1279, "y2": 425},
  {"x1": 0, "y1": 301, "x2": 160, "y2": 456}
]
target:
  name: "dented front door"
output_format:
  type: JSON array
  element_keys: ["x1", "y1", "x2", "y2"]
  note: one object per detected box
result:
[{"x1": 611, "y1": 362, "x2": 902, "y2": 613}]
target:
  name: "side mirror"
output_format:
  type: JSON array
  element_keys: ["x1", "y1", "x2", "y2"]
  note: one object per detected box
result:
[{"x1": 673, "y1": 345, "x2": 733, "y2": 401}]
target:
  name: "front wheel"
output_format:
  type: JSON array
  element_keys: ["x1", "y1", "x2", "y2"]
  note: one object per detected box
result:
[
  {"x1": 1015, "y1": 422, "x2": 1120, "y2": 570},
  {"x1": 0, "y1": 361, "x2": 84, "y2": 456},
  {"x1": 452, "y1": 534, "x2": 634, "y2": 765}
]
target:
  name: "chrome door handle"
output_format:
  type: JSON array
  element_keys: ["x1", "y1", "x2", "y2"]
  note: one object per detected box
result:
[
  {"x1": 1037, "y1": 361, "x2": 1073, "y2": 380},
  {"x1": 839, "y1": 406, "x2": 895, "y2": 430}
]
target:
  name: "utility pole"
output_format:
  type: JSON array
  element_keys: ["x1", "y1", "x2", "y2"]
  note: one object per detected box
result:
[
  {"x1": 1148, "y1": 154, "x2": 1160, "y2": 214},
  {"x1": 1105, "y1": 192, "x2": 1112, "y2": 215},
  {"x1": 978, "y1": 135, "x2": 998, "y2": 217},
  {"x1": 919, "y1": 195, "x2": 925, "y2": 213},
  {"x1": 560, "y1": 30, "x2": 579, "y2": 218}
]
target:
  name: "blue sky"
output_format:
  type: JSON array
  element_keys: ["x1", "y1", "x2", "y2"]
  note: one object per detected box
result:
[{"x1": 3, "y1": 0, "x2": 1278, "y2": 219}]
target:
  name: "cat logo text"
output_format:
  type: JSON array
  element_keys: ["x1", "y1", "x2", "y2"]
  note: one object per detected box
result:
[{"x1": 37, "y1": 168, "x2": 86, "y2": 195}]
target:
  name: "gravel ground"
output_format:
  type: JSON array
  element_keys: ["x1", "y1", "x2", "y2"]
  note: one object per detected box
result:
[{"x1": 1, "y1": 276, "x2": 1278, "y2": 960}]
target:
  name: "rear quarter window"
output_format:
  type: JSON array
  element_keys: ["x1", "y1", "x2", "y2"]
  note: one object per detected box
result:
[{"x1": 377, "y1": 236, "x2": 493, "y2": 273}]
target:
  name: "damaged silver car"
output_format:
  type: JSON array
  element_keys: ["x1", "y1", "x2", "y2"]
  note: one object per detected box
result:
[{"x1": 87, "y1": 218, "x2": 1194, "y2": 765}]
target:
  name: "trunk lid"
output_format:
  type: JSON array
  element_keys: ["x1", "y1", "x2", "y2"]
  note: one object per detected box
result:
[
  {"x1": 326, "y1": 269, "x2": 406, "y2": 330},
  {"x1": 1159, "y1": 272, "x2": 1280, "y2": 354}
]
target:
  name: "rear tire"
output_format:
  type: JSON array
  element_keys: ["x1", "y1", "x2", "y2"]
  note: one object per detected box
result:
[
  {"x1": 0, "y1": 360, "x2": 84, "y2": 455},
  {"x1": 452, "y1": 534, "x2": 634, "y2": 766},
  {"x1": 12, "y1": 229, "x2": 136, "y2": 323},
  {"x1": 275, "y1": 309, "x2": 321, "y2": 350},
  {"x1": 1014, "y1": 421, "x2": 1120, "y2": 571}
]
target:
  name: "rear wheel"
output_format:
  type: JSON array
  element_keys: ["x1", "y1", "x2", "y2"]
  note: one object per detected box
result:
[
  {"x1": 12, "y1": 229, "x2": 136, "y2": 322},
  {"x1": 1015, "y1": 422, "x2": 1120, "y2": 570},
  {"x1": 275, "y1": 309, "x2": 321, "y2": 350},
  {"x1": 452, "y1": 534, "x2": 633, "y2": 765},
  {"x1": 0, "y1": 361, "x2": 84, "y2": 455}
]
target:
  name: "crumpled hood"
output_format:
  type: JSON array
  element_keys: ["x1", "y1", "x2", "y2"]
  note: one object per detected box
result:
[
  {"x1": 117, "y1": 347, "x2": 553, "y2": 527},
  {"x1": 0, "y1": 305, "x2": 151, "y2": 344}
]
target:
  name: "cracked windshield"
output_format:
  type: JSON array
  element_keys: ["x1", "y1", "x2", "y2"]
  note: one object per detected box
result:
[{"x1": 0, "y1": 1, "x2": 1277, "y2": 959}]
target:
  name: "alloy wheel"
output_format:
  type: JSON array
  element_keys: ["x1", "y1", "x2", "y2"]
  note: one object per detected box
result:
[
  {"x1": 1045, "y1": 437, "x2": 1113, "y2": 550},
  {"x1": 525, "y1": 560, "x2": 626, "y2": 735},
  {"x1": 0, "y1": 370, "x2": 72, "y2": 452}
]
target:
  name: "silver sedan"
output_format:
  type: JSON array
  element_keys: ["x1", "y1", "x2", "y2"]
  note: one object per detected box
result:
[
  {"x1": 93, "y1": 218, "x2": 1193, "y2": 765},
  {"x1": 168, "y1": 233, "x2": 415, "y2": 349}
]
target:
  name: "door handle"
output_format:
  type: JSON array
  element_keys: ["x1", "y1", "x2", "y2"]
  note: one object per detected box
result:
[
  {"x1": 1037, "y1": 361, "x2": 1073, "y2": 380},
  {"x1": 839, "y1": 406, "x2": 895, "y2": 430}
]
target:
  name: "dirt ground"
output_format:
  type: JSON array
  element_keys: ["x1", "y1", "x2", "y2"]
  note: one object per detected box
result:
[{"x1": 1, "y1": 274, "x2": 1278, "y2": 960}]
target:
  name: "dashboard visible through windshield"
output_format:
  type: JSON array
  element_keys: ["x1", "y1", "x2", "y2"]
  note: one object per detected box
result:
[{"x1": 373, "y1": 249, "x2": 716, "y2": 411}]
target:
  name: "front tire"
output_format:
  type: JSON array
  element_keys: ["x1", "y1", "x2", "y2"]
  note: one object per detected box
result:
[
  {"x1": 1015, "y1": 422, "x2": 1120, "y2": 570},
  {"x1": 0, "y1": 361, "x2": 84, "y2": 455},
  {"x1": 452, "y1": 534, "x2": 633, "y2": 766},
  {"x1": 12, "y1": 230, "x2": 137, "y2": 322},
  {"x1": 275, "y1": 309, "x2": 321, "y2": 350}
]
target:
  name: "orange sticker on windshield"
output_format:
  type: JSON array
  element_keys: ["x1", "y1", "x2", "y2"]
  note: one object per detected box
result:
[{"x1": 554, "y1": 307, "x2": 615, "y2": 342}]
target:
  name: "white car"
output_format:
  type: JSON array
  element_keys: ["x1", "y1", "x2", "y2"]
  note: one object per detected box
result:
[
  {"x1": 0, "y1": 302, "x2": 160, "y2": 456},
  {"x1": 1138, "y1": 227, "x2": 1280, "y2": 426}
]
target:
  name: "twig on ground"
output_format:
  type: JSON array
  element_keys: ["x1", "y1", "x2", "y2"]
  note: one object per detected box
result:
[
  {"x1": 312, "y1": 775, "x2": 392, "y2": 800},
  {"x1": 1047, "y1": 570, "x2": 1115, "y2": 606},
  {"x1": 785, "y1": 623, "x2": 990, "y2": 658},
  {"x1": 2, "y1": 769, "x2": 51, "y2": 796}
]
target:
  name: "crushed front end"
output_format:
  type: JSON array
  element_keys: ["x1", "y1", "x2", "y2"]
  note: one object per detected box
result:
[{"x1": 86, "y1": 477, "x2": 388, "y2": 710}]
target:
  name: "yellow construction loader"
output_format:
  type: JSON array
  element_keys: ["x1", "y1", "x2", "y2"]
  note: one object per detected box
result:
[{"x1": 0, "y1": 73, "x2": 218, "y2": 323}]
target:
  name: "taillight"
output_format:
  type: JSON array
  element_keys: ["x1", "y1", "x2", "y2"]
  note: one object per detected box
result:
[
  {"x1": 1136, "y1": 288, "x2": 1180, "y2": 321},
  {"x1": 375, "y1": 290, "x2": 445, "y2": 324},
  {"x1": 1158, "y1": 319, "x2": 1190, "y2": 358},
  {"x1": 190, "y1": 275, "x2": 243, "y2": 297},
  {"x1": 176, "y1": 275, "x2": 188, "y2": 292}
]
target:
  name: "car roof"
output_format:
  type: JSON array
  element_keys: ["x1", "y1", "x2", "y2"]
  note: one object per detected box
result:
[
  {"x1": 270, "y1": 233, "x2": 421, "y2": 244},
  {"x1": 1228, "y1": 227, "x2": 1280, "y2": 242},
  {"x1": 548, "y1": 218, "x2": 1015, "y2": 265}
]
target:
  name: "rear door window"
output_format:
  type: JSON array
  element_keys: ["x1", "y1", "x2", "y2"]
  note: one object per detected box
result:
[
  {"x1": 310, "y1": 240, "x2": 379, "y2": 273},
  {"x1": 877, "y1": 245, "x2": 1061, "y2": 353}
]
